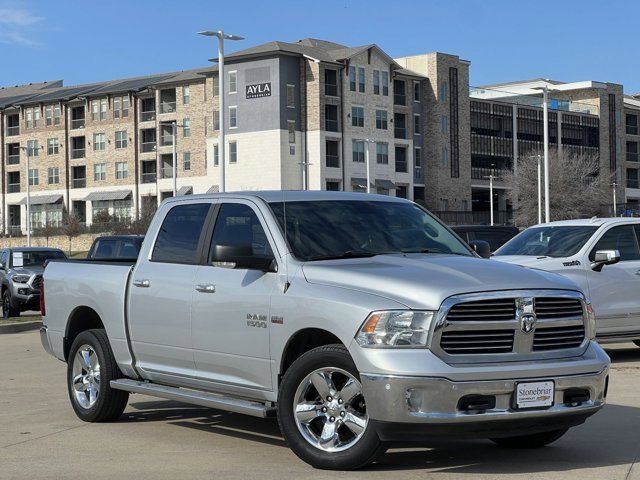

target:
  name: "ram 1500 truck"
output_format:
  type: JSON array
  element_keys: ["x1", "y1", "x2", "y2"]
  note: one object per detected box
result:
[{"x1": 41, "y1": 191, "x2": 610, "y2": 470}]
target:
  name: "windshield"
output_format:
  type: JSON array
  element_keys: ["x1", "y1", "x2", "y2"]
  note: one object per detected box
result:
[
  {"x1": 494, "y1": 226, "x2": 599, "y2": 258},
  {"x1": 11, "y1": 250, "x2": 66, "y2": 268},
  {"x1": 269, "y1": 200, "x2": 473, "y2": 261}
]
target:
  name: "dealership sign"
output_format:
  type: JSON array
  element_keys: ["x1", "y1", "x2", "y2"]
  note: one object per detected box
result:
[{"x1": 246, "y1": 82, "x2": 271, "y2": 99}]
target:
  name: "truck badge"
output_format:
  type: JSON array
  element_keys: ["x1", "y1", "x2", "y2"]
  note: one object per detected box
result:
[{"x1": 520, "y1": 314, "x2": 537, "y2": 333}]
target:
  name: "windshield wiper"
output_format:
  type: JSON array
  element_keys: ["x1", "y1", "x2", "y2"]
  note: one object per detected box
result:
[{"x1": 308, "y1": 250, "x2": 380, "y2": 261}]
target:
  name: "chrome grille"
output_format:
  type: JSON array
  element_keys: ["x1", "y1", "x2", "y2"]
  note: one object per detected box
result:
[
  {"x1": 440, "y1": 330, "x2": 514, "y2": 354},
  {"x1": 446, "y1": 299, "x2": 516, "y2": 321},
  {"x1": 31, "y1": 275, "x2": 43, "y2": 291},
  {"x1": 534, "y1": 297, "x2": 583, "y2": 319},
  {"x1": 533, "y1": 325, "x2": 585, "y2": 351}
]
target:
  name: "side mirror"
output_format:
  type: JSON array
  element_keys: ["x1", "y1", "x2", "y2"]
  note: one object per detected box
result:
[
  {"x1": 591, "y1": 249, "x2": 621, "y2": 272},
  {"x1": 213, "y1": 243, "x2": 276, "y2": 272},
  {"x1": 0, "y1": 262, "x2": 4, "y2": 270},
  {"x1": 469, "y1": 240, "x2": 491, "y2": 259}
]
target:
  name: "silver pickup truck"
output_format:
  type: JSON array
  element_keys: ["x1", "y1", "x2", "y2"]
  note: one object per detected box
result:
[{"x1": 41, "y1": 191, "x2": 609, "y2": 470}]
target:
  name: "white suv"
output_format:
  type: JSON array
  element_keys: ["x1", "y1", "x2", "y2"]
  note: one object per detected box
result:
[{"x1": 493, "y1": 218, "x2": 640, "y2": 346}]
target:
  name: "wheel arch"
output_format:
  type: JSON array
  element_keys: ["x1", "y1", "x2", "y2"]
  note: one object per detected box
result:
[
  {"x1": 280, "y1": 328, "x2": 344, "y2": 382},
  {"x1": 64, "y1": 306, "x2": 105, "y2": 361}
]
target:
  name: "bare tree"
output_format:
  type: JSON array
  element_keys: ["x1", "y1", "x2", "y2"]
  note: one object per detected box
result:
[
  {"x1": 61, "y1": 211, "x2": 82, "y2": 256},
  {"x1": 504, "y1": 150, "x2": 613, "y2": 227},
  {"x1": 36, "y1": 218, "x2": 59, "y2": 247},
  {"x1": 129, "y1": 196, "x2": 157, "y2": 235}
]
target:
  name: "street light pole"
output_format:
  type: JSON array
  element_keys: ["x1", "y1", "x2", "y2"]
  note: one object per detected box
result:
[
  {"x1": 198, "y1": 30, "x2": 244, "y2": 193},
  {"x1": 542, "y1": 86, "x2": 550, "y2": 223},
  {"x1": 172, "y1": 122, "x2": 177, "y2": 197},
  {"x1": 484, "y1": 164, "x2": 495, "y2": 226},
  {"x1": 365, "y1": 141, "x2": 371, "y2": 194},
  {"x1": 612, "y1": 182, "x2": 617, "y2": 217},
  {"x1": 537, "y1": 155, "x2": 542, "y2": 225},
  {"x1": 20, "y1": 146, "x2": 32, "y2": 247}
]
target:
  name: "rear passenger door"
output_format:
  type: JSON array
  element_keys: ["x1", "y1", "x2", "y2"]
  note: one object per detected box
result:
[
  {"x1": 587, "y1": 224, "x2": 640, "y2": 337},
  {"x1": 191, "y1": 200, "x2": 278, "y2": 393},
  {"x1": 128, "y1": 202, "x2": 213, "y2": 383}
]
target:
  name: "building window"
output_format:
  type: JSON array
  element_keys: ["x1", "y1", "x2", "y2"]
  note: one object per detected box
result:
[
  {"x1": 100, "y1": 99, "x2": 107, "y2": 120},
  {"x1": 627, "y1": 168, "x2": 639, "y2": 189},
  {"x1": 395, "y1": 145, "x2": 407, "y2": 173},
  {"x1": 28, "y1": 168, "x2": 39, "y2": 186},
  {"x1": 324, "y1": 69, "x2": 338, "y2": 96},
  {"x1": 628, "y1": 141, "x2": 639, "y2": 162},
  {"x1": 393, "y1": 79, "x2": 406, "y2": 106},
  {"x1": 94, "y1": 163, "x2": 106, "y2": 181},
  {"x1": 413, "y1": 81, "x2": 421, "y2": 102},
  {"x1": 183, "y1": 151, "x2": 191, "y2": 171},
  {"x1": 414, "y1": 147, "x2": 422, "y2": 180},
  {"x1": 326, "y1": 140, "x2": 340, "y2": 168},
  {"x1": 122, "y1": 96, "x2": 129, "y2": 117},
  {"x1": 33, "y1": 108, "x2": 40, "y2": 127},
  {"x1": 183, "y1": 85, "x2": 190, "y2": 104},
  {"x1": 116, "y1": 162, "x2": 128, "y2": 179},
  {"x1": 213, "y1": 110, "x2": 220, "y2": 130},
  {"x1": 112, "y1": 96, "x2": 128, "y2": 118},
  {"x1": 113, "y1": 97, "x2": 120, "y2": 118},
  {"x1": 440, "y1": 82, "x2": 448, "y2": 102},
  {"x1": 92, "y1": 200, "x2": 109, "y2": 218},
  {"x1": 287, "y1": 120, "x2": 295, "y2": 143},
  {"x1": 93, "y1": 133, "x2": 106, "y2": 151},
  {"x1": 114, "y1": 199, "x2": 132, "y2": 221},
  {"x1": 229, "y1": 106, "x2": 237, "y2": 128},
  {"x1": 352, "y1": 140, "x2": 365, "y2": 163},
  {"x1": 45, "y1": 105, "x2": 53, "y2": 126},
  {"x1": 213, "y1": 144, "x2": 219, "y2": 166},
  {"x1": 376, "y1": 110, "x2": 388, "y2": 130},
  {"x1": 91, "y1": 100, "x2": 99, "y2": 121},
  {"x1": 47, "y1": 138, "x2": 59, "y2": 155},
  {"x1": 349, "y1": 66, "x2": 356, "y2": 92},
  {"x1": 183, "y1": 118, "x2": 191, "y2": 137},
  {"x1": 25, "y1": 108, "x2": 33, "y2": 128},
  {"x1": 351, "y1": 106, "x2": 364, "y2": 127},
  {"x1": 358, "y1": 67, "x2": 365, "y2": 93},
  {"x1": 396, "y1": 185, "x2": 407, "y2": 199},
  {"x1": 286, "y1": 84, "x2": 295, "y2": 108},
  {"x1": 627, "y1": 114, "x2": 639, "y2": 136},
  {"x1": 441, "y1": 146, "x2": 449, "y2": 167},
  {"x1": 115, "y1": 130, "x2": 127, "y2": 149},
  {"x1": 289, "y1": 145, "x2": 295, "y2": 155},
  {"x1": 229, "y1": 141, "x2": 237, "y2": 163},
  {"x1": 48, "y1": 167, "x2": 59, "y2": 185},
  {"x1": 382, "y1": 71, "x2": 389, "y2": 96},
  {"x1": 376, "y1": 142, "x2": 388, "y2": 164},
  {"x1": 27, "y1": 139, "x2": 39, "y2": 157},
  {"x1": 325, "y1": 104, "x2": 339, "y2": 132},
  {"x1": 213, "y1": 75, "x2": 219, "y2": 96},
  {"x1": 373, "y1": 70, "x2": 380, "y2": 95},
  {"x1": 229, "y1": 71, "x2": 237, "y2": 94},
  {"x1": 326, "y1": 181, "x2": 340, "y2": 191},
  {"x1": 7, "y1": 172, "x2": 20, "y2": 193},
  {"x1": 414, "y1": 113, "x2": 421, "y2": 135},
  {"x1": 441, "y1": 115, "x2": 448, "y2": 134}
]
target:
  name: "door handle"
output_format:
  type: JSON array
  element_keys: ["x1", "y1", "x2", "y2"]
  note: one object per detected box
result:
[
  {"x1": 195, "y1": 283, "x2": 216, "y2": 293},
  {"x1": 133, "y1": 279, "x2": 150, "y2": 288}
]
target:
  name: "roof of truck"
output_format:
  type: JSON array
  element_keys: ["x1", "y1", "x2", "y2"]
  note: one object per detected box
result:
[
  {"x1": 529, "y1": 217, "x2": 639, "y2": 228},
  {"x1": 175, "y1": 190, "x2": 410, "y2": 203}
]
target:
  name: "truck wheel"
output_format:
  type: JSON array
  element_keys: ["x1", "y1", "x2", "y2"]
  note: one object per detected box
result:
[
  {"x1": 277, "y1": 344, "x2": 387, "y2": 470},
  {"x1": 2, "y1": 290, "x2": 19, "y2": 318},
  {"x1": 490, "y1": 428, "x2": 568, "y2": 448},
  {"x1": 67, "y1": 329, "x2": 129, "y2": 422}
]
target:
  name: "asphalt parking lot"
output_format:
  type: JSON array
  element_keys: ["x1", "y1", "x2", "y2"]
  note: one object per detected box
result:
[{"x1": 1, "y1": 331, "x2": 639, "y2": 480}]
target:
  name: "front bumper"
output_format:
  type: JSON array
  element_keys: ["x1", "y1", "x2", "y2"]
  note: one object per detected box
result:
[{"x1": 40, "y1": 325, "x2": 54, "y2": 356}]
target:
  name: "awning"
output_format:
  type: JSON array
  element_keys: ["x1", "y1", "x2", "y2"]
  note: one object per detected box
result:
[
  {"x1": 206, "y1": 185, "x2": 220, "y2": 194},
  {"x1": 375, "y1": 179, "x2": 396, "y2": 190},
  {"x1": 18, "y1": 194, "x2": 63, "y2": 205},
  {"x1": 351, "y1": 177, "x2": 369, "y2": 189},
  {"x1": 177, "y1": 186, "x2": 193, "y2": 196},
  {"x1": 84, "y1": 190, "x2": 132, "y2": 202}
]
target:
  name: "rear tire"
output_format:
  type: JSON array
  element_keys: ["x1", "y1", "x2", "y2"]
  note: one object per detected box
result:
[
  {"x1": 277, "y1": 344, "x2": 387, "y2": 470},
  {"x1": 67, "y1": 329, "x2": 129, "y2": 422},
  {"x1": 2, "y1": 290, "x2": 19, "y2": 318},
  {"x1": 490, "y1": 428, "x2": 568, "y2": 448}
]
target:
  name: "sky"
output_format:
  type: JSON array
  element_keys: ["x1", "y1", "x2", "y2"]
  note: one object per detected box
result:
[{"x1": 0, "y1": 0, "x2": 638, "y2": 93}]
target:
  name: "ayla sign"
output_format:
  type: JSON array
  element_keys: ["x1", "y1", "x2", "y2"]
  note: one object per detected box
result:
[{"x1": 246, "y1": 82, "x2": 271, "y2": 99}]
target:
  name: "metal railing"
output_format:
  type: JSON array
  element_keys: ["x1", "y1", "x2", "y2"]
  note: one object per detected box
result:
[
  {"x1": 394, "y1": 127, "x2": 406, "y2": 139},
  {"x1": 6, "y1": 126, "x2": 19, "y2": 136},
  {"x1": 627, "y1": 179, "x2": 639, "y2": 189},
  {"x1": 325, "y1": 120, "x2": 339, "y2": 132},
  {"x1": 71, "y1": 148, "x2": 85, "y2": 159},
  {"x1": 141, "y1": 142, "x2": 156, "y2": 153},
  {"x1": 395, "y1": 161, "x2": 407, "y2": 173},
  {"x1": 141, "y1": 172, "x2": 157, "y2": 183},
  {"x1": 6, "y1": 155, "x2": 19, "y2": 165},
  {"x1": 141, "y1": 111, "x2": 156, "y2": 122},
  {"x1": 7, "y1": 183, "x2": 20, "y2": 193},
  {"x1": 71, "y1": 119, "x2": 85, "y2": 129},
  {"x1": 160, "y1": 102, "x2": 176, "y2": 114},
  {"x1": 471, "y1": 167, "x2": 508, "y2": 180},
  {"x1": 161, "y1": 167, "x2": 174, "y2": 179},
  {"x1": 627, "y1": 152, "x2": 639, "y2": 163},
  {"x1": 433, "y1": 210, "x2": 513, "y2": 226},
  {"x1": 324, "y1": 84, "x2": 338, "y2": 96},
  {"x1": 394, "y1": 94, "x2": 406, "y2": 106},
  {"x1": 72, "y1": 178, "x2": 86, "y2": 189}
]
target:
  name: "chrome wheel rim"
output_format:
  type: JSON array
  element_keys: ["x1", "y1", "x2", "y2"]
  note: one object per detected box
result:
[
  {"x1": 293, "y1": 367, "x2": 368, "y2": 452},
  {"x1": 71, "y1": 344, "x2": 101, "y2": 409}
]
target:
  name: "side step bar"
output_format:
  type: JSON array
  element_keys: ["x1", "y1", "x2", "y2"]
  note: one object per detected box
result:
[{"x1": 110, "y1": 379, "x2": 276, "y2": 418}]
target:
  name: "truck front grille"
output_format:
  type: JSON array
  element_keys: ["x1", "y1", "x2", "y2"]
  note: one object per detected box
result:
[
  {"x1": 434, "y1": 291, "x2": 587, "y2": 363},
  {"x1": 31, "y1": 275, "x2": 43, "y2": 291}
]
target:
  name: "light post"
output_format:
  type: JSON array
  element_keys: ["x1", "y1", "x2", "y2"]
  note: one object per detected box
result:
[
  {"x1": 484, "y1": 164, "x2": 495, "y2": 226},
  {"x1": 612, "y1": 181, "x2": 617, "y2": 217},
  {"x1": 541, "y1": 86, "x2": 550, "y2": 223},
  {"x1": 362, "y1": 139, "x2": 375, "y2": 193},
  {"x1": 198, "y1": 29, "x2": 244, "y2": 193},
  {"x1": 536, "y1": 154, "x2": 543, "y2": 224}
]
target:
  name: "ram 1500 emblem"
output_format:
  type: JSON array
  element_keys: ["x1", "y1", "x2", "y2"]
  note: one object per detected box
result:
[{"x1": 246, "y1": 314, "x2": 268, "y2": 328}]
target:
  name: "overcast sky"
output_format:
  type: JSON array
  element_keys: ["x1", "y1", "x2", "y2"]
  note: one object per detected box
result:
[{"x1": 1, "y1": 0, "x2": 637, "y2": 94}]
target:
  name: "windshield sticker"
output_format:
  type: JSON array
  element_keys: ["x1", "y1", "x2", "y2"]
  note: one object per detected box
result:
[{"x1": 13, "y1": 252, "x2": 23, "y2": 267}]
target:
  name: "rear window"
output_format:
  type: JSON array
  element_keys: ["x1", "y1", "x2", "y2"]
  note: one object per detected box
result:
[
  {"x1": 93, "y1": 239, "x2": 118, "y2": 259},
  {"x1": 151, "y1": 203, "x2": 211, "y2": 264}
]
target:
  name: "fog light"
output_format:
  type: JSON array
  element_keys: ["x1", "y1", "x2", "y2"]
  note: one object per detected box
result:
[{"x1": 18, "y1": 288, "x2": 29, "y2": 295}]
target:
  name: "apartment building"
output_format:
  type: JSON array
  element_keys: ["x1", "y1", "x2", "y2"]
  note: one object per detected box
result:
[{"x1": 623, "y1": 95, "x2": 640, "y2": 209}]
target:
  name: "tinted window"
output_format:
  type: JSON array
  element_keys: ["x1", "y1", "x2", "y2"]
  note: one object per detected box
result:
[
  {"x1": 474, "y1": 230, "x2": 517, "y2": 251},
  {"x1": 269, "y1": 200, "x2": 472, "y2": 261},
  {"x1": 93, "y1": 239, "x2": 118, "y2": 259},
  {"x1": 590, "y1": 225, "x2": 640, "y2": 261},
  {"x1": 152, "y1": 203, "x2": 210, "y2": 264},
  {"x1": 119, "y1": 239, "x2": 142, "y2": 259},
  {"x1": 209, "y1": 203, "x2": 273, "y2": 262},
  {"x1": 495, "y1": 226, "x2": 598, "y2": 258}
]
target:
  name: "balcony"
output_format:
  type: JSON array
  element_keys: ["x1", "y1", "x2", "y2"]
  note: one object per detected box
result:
[
  {"x1": 395, "y1": 161, "x2": 407, "y2": 173},
  {"x1": 141, "y1": 142, "x2": 157, "y2": 153},
  {"x1": 71, "y1": 149, "x2": 86, "y2": 159},
  {"x1": 6, "y1": 125, "x2": 19, "y2": 136},
  {"x1": 394, "y1": 127, "x2": 406, "y2": 139},
  {"x1": 471, "y1": 167, "x2": 508, "y2": 180},
  {"x1": 141, "y1": 110, "x2": 156, "y2": 122},
  {"x1": 6, "y1": 155, "x2": 19, "y2": 165},
  {"x1": 393, "y1": 93, "x2": 406, "y2": 106},
  {"x1": 7, "y1": 183, "x2": 20, "y2": 193},
  {"x1": 71, "y1": 119, "x2": 85, "y2": 130},
  {"x1": 141, "y1": 172, "x2": 157, "y2": 183},
  {"x1": 628, "y1": 179, "x2": 639, "y2": 189},
  {"x1": 160, "y1": 102, "x2": 176, "y2": 114},
  {"x1": 628, "y1": 152, "x2": 639, "y2": 163},
  {"x1": 72, "y1": 178, "x2": 86, "y2": 189},
  {"x1": 161, "y1": 167, "x2": 174, "y2": 179}
]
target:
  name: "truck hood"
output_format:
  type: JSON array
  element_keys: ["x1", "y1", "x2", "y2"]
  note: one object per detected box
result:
[
  {"x1": 301, "y1": 254, "x2": 581, "y2": 310},
  {"x1": 10, "y1": 266, "x2": 44, "y2": 276}
]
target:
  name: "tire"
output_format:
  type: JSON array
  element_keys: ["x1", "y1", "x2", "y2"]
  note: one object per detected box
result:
[
  {"x1": 277, "y1": 344, "x2": 387, "y2": 470},
  {"x1": 490, "y1": 428, "x2": 569, "y2": 448},
  {"x1": 67, "y1": 329, "x2": 129, "y2": 422},
  {"x1": 2, "y1": 290, "x2": 19, "y2": 318}
]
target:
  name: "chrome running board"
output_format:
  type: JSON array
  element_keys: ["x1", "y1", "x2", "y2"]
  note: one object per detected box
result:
[{"x1": 110, "y1": 378, "x2": 275, "y2": 418}]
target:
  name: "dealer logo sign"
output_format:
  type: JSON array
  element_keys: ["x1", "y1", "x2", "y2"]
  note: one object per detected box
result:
[{"x1": 246, "y1": 82, "x2": 271, "y2": 99}]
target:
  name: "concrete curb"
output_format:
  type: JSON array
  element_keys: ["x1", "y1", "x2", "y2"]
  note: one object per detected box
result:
[{"x1": 0, "y1": 321, "x2": 42, "y2": 334}]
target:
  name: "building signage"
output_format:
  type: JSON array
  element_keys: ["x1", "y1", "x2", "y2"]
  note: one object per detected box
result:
[{"x1": 246, "y1": 82, "x2": 271, "y2": 99}]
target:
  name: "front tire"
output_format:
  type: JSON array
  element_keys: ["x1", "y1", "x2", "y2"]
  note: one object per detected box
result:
[
  {"x1": 67, "y1": 329, "x2": 129, "y2": 422},
  {"x1": 2, "y1": 290, "x2": 20, "y2": 318},
  {"x1": 490, "y1": 428, "x2": 568, "y2": 448},
  {"x1": 277, "y1": 344, "x2": 386, "y2": 470}
]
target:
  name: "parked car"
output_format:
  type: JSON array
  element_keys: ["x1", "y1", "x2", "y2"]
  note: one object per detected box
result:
[
  {"x1": 493, "y1": 218, "x2": 640, "y2": 346},
  {"x1": 0, "y1": 247, "x2": 67, "y2": 318},
  {"x1": 452, "y1": 225, "x2": 519, "y2": 252},
  {"x1": 87, "y1": 235, "x2": 144, "y2": 260},
  {"x1": 40, "y1": 192, "x2": 609, "y2": 470}
]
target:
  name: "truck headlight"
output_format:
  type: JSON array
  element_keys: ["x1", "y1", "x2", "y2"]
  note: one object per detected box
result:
[
  {"x1": 355, "y1": 310, "x2": 435, "y2": 348},
  {"x1": 11, "y1": 275, "x2": 31, "y2": 284},
  {"x1": 585, "y1": 302, "x2": 596, "y2": 340}
]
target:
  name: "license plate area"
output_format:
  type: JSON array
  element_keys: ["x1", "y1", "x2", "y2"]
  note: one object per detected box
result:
[{"x1": 514, "y1": 381, "x2": 555, "y2": 409}]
